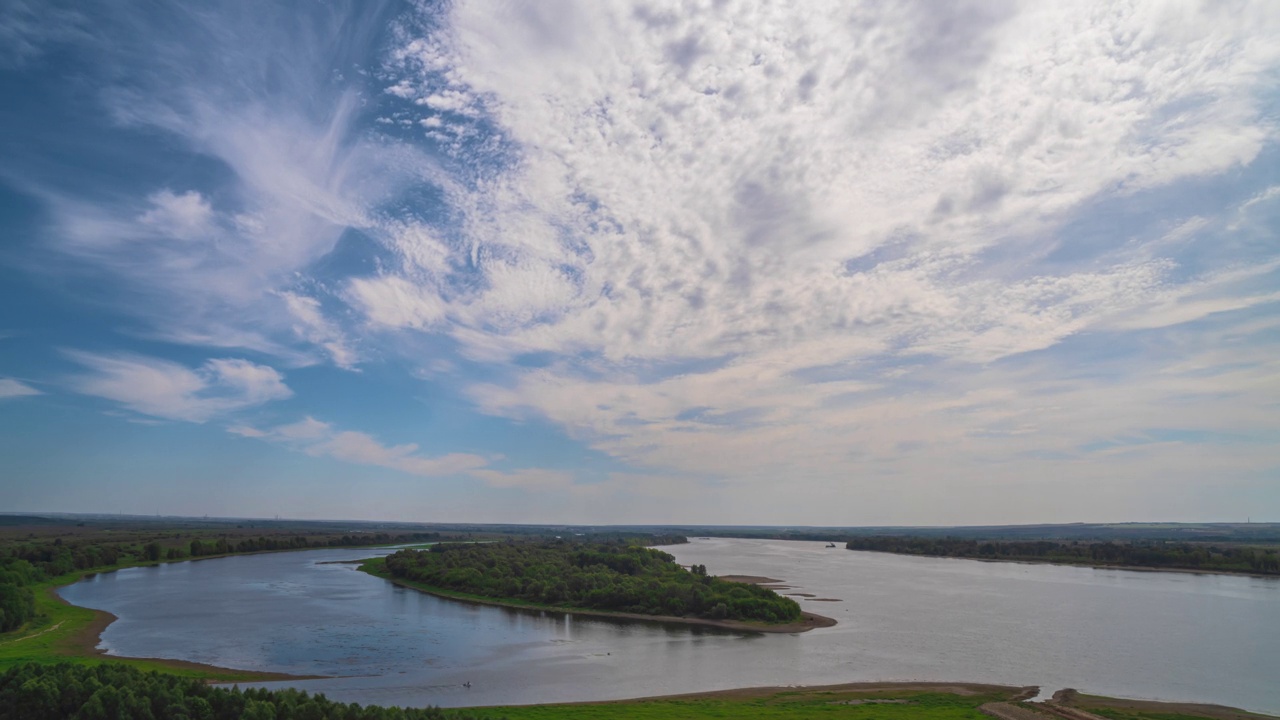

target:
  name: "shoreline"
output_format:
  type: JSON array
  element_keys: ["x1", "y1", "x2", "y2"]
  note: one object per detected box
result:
[
  {"x1": 360, "y1": 562, "x2": 837, "y2": 634},
  {"x1": 473, "y1": 681, "x2": 1276, "y2": 719},
  {"x1": 844, "y1": 548, "x2": 1280, "y2": 579},
  {"x1": 543, "y1": 680, "x2": 1033, "y2": 705},
  {"x1": 47, "y1": 582, "x2": 325, "y2": 682}
]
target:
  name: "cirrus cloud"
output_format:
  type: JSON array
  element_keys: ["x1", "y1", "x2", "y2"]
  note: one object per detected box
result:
[{"x1": 67, "y1": 351, "x2": 292, "y2": 422}]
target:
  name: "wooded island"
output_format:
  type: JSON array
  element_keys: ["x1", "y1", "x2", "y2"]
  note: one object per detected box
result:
[{"x1": 371, "y1": 540, "x2": 804, "y2": 625}]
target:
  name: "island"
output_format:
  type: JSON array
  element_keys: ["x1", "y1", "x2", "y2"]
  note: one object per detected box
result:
[{"x1": 360, "y1": 540, "x2": 834, "y2": 632}]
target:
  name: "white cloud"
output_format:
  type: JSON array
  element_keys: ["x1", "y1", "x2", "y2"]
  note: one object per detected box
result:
[
  {"x1": 67, "y1": 351, "x2": 291, "y2": 422},
  {"x1": 11, "y1": 2, "x2": 449, "y2": 370},
  {"x1": 468, "y1": 468, "x2": 575, "y2": 490},
  {"x1": 316, "y1": 430, "x2": 487, "y2": 476},
  {"x1": 0, "y1": 378, "x2": 41, "y2": 399},
  {"x1": 138, "y1": 190, "x2": 216, "y2": 240},
  {"x1": 366, "y1": 0, "x2": 1280, "y2": 499},
  {"x1": 8, "y1": 1, "x2": 1280, "y2": 521},
  {"x1": 349, "y1": 275, "x2": 448, "y2": 330},
  {"x1": 233, "y1": 416, "x2": 568, "y2": 488},
  {"x1": 279, "y1": 292, "x2": 359, "y2": 369},
  {"x1": 360, "y1": 0, "x2": 1280, "y2": 371}
]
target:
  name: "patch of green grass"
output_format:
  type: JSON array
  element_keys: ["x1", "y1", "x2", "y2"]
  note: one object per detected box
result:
[{"x1": 488, "y1": 690, "x2": 1001, "y2": 720}]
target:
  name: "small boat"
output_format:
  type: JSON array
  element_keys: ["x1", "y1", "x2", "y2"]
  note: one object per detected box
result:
[{"x1": 826, "y1": 542, "x2": 836, "y2": 548}]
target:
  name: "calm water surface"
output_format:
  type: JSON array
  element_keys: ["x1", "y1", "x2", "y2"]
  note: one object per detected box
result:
[{"x1": 57, "y1": 539, "x2": 1280, "y2": 712}]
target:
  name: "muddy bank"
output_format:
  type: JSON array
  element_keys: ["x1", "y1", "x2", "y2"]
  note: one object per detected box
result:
[{"x1": 561, "y1": 681, "x2": 1030, "y2": 705}]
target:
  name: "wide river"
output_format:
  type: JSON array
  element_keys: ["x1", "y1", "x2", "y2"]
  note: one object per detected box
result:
[{"x1": 58, "y1": 538, "x2": 1279, "y2": 713}]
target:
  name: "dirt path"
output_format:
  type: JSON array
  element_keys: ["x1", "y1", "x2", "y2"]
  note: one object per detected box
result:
[
  {"x1": 8, "y1": 621, "x2": 64, "y2": 643},
  {"x1": 980, "y1": 702, "x2": 1057, "y2": 720}
]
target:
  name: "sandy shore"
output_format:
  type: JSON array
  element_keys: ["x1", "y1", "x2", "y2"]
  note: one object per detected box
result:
[
  {"x1": 624, "y1": 680, "x2": 1029, "y2": 702},
  {"x1": 1052, "y1": 689, "x2": 1275, "y2": 720},
  {"x1": 471, "y1": 681, "x2": 1032, "y2": 709},
  {"x1": 717, "y1": 574, "x2": 785, "y2": 584}
]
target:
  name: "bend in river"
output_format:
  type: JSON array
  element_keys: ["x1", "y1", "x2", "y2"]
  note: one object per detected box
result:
[{"x1": 57, "y1": 538, "x2": 1280, "y2": 713}]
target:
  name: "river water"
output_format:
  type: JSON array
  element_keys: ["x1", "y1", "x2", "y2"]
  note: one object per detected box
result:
[{"x1": 57, "y1": 538, "x2": 1280, "y2": 713}]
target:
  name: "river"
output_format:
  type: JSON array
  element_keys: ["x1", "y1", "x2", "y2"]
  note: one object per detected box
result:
[{"x1": 56, "y1": 538, "x2": 1280, "y2": 713}]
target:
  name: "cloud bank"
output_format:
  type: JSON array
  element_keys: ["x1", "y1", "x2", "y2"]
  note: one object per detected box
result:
[{"x1": 3, "y1": 0, "x2": 1278, "y2": 522}]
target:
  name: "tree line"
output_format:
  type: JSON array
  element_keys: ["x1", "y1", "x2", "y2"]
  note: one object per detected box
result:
[
  {"x1": 0, "y1": 662, "x2": 495, "y2": 720},
  {"x1": 845, "y1": 536, "x2": 1280, "y2": 574},
  {"x1": 382, "y1": 540, "x2": 801, "y2": 623}
]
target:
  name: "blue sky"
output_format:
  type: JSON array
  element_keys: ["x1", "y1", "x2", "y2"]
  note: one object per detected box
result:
[{"x1": 1, "y1": 0, "x2": 1278, "y2": 525}]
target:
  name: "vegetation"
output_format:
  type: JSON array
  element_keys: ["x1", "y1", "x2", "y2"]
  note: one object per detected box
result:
[
  {"x1": 492, "y1": 687, "x2": 1010, "y2": 720},
  {"x1": 845, "y1": 536, "x2": 1280, "y2": 575},
  {"x1": 0, "y1": 662, "x2": 493, "y2": 720},
  {"x1": 379, "y1": 540, "x2": 802, "y2": 624},
  {"x1": 612, "y1": 522, "x2": 1280, "y2": 545}
]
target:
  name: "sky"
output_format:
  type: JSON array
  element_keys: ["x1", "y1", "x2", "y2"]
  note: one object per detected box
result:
[{"x1": 0, "y1": 0, "x2": 1277, "y2": 526}]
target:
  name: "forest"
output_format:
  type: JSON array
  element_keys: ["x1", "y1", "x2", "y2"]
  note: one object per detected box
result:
[
  {"x1": 845, "y1": 536, "x2": 1280, "y2": 574},
  {"x1": 0, "y1": 662, "x2": 494, "y2": 720},
  {"x1": 380, "y1": 540, "x2": 801, "y2": 623}
]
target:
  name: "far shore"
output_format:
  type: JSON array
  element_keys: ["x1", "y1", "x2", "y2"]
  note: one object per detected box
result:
[
  {"x1": 359, "y1": 560, "x2": 837, "y2": 634},
  {"x1": 845, "y1": 548, "x2": 1280, "y2": 579}
]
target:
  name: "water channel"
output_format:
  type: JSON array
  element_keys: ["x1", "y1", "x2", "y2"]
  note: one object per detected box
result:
[{"x1": 57, "y1": 538, "x2": 1280, "y2": 712}]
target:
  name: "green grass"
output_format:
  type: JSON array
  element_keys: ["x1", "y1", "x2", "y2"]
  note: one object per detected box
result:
[{"x1": 487, "y1": 689, "x2": 1002, "y2": 720}]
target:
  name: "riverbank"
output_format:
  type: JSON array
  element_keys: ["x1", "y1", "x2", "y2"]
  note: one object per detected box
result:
[
  {"x1": 359, "y1": 558, "x2": 836, "y2": 633},
  {"x1": 479, "y1": 682, "x2": 1278, "y2": 720}
]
